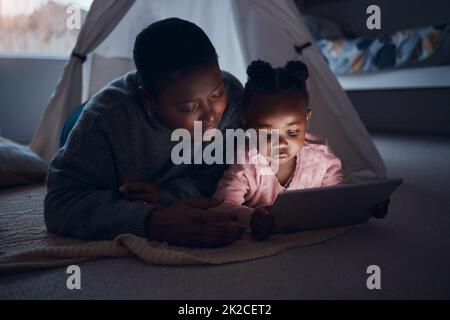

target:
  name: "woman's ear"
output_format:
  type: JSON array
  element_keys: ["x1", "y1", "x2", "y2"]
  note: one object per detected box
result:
[
  {"x1": 139, "y1": 86, "x2": 156, "y2": 110},
  {"x1": 306, "y1": 109, "x2": 312, "y2": 122},
  {"x1": 240, "y1": 115, "x2": 247, "y2": 128}
]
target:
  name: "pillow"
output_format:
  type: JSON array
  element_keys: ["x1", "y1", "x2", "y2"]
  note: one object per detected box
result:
[{"x1": 0, "y1": 136, "x2": 47, "y2": 188}]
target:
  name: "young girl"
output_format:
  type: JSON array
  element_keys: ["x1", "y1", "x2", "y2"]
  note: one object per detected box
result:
[{"x1": 212, "y1": 60, "x2": 344, "y2": 239}]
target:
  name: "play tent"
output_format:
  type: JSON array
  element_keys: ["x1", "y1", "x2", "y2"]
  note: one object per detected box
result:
[{"x1": 29, "y1": 0, "x2": 386, "y2": 178}]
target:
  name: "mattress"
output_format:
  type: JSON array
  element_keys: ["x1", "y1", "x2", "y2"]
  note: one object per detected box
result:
[
  {"x1": 0, "y1": 183, "x2": 350, "y2": 274},
  {"x1": 1, "y1": 181, "x2": 449, "y2": 299}
]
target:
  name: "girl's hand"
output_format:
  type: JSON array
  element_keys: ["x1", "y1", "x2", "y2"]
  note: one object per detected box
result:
[
  {"x1": 119, "y1": 179, "x2": 160, "y2": 205},
  {"x1": 250, "y1": 207, "x2": 275, "y2": 241},
  {"x1": 369, "y1": 198, "x2": 391, "y2": 219}
]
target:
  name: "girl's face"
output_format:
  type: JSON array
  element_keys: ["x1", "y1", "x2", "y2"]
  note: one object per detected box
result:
[
  {"x1": 243, "y1": 92, "x2": 311, "y2": 164},
  {"x1": 140, "y1": 62, "x2": 227, "y2": 138}
]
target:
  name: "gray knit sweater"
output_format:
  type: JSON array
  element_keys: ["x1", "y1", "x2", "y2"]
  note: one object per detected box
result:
[{"x1": 44, "y1": 71, "x2": 243, "y2": 240}]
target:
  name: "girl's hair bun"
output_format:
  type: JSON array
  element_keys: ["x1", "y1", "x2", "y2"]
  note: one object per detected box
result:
[
  {"x1": 285, "y1": 60, "x2": 309, "y2": 82},
  {"x1": 242, "y1": 59, "x2": 310, "y2": 108},
  {"x1": 246, "y1": 60, "x2": 275, "y2": 84}
]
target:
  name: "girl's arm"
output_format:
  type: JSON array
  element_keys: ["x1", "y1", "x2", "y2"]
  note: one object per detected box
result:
[{"x1": 210, "y1": 164, "x2": 255, "y2": 226}]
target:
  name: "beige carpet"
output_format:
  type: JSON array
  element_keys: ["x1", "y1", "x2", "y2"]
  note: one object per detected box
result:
[{"x1": 0, "y1": 184, "x2": 351, "y2": 274}]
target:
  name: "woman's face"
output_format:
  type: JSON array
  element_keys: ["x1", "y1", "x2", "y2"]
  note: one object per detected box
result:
[
  {"x1": 140, "y1": 63, "x2": 227, "y2": 139},
  {"x1": 244, "y1": 92, "x2": 311, "y2": 164}
]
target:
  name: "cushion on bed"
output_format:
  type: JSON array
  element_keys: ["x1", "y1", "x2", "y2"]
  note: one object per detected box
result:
[
  {"x1": 0, "y1": 136, "x2": 47, "y2": 188},
  {"x1": 316, "y1": 24, "x2": 450, "y2": 74}
]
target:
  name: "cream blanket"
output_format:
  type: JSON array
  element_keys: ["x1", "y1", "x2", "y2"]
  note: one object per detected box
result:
[{"x1": 0, "y1": 184, "x2": 351, "y2": 274}]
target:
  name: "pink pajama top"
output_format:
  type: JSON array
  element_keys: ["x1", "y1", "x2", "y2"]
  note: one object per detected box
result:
[{"x1": 211, "y1": 133, "x2": 344, "y2": 222}]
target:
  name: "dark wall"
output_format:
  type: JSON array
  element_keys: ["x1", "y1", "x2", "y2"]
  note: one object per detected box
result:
[
  {"x1": 298, "y1": 0, "x2": 450, "y2": 36},
  {"x1": 0, "y1": 56, "x2": 66, "y2": 143},
  {"x1": 348, "y1": 88, "x2": 450, "y2": 133}
]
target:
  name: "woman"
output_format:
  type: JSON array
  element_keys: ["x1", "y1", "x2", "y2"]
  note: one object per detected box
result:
[{"x1": 45, "y1": 18, "x2": 245, "y2": 247}]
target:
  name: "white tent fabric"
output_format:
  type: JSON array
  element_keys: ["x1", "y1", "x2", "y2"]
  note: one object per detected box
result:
[
  {"x1": 231, "y1": 0, "x2": 386, "y2": 178},
  {"x1": 30, "y1": 0, "x2": 386, "y2": 178},
  {"x1": 29, "y1": 0, "x2": 136, "y2": 163}
]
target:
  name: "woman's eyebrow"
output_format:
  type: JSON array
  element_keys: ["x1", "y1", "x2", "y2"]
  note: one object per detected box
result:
[
  {"x1": 175, "y1": 98, "x2": 196, "y2": 105},
  {"x1": 175, "y1": 79, "x2": 223, "y2": 104},
  {"x1": 209, "y1": 79, "x2": 224, "y2": 94}
]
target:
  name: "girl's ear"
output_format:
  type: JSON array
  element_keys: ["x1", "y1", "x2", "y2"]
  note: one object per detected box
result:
[{"x1": 306, "y1": 109, "x2": 312, "y2": 122}]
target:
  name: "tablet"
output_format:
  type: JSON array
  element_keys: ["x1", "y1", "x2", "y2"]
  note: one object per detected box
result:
[{"x1": 269, "y1": 178, "x2": 403, "y2": 233}]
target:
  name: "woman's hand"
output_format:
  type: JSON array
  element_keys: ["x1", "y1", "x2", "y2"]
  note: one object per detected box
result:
[
  {"x1": 250, "y1": 207, "x2": 275, "y2": 241},
  {"x1": 147, "y1": 197, "x2": 245, "y2": 248},
  {"x1": 119, "y1": 179, "x2": 160, "y2": 205}
]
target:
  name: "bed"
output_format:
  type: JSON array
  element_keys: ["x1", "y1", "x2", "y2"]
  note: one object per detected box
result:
[{"x1": 1, "y1": 172, "x2": 449, "y2": 299}]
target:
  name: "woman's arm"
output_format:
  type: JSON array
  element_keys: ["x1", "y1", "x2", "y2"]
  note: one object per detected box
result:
[
  {"x1": 46, "y1": 106, "x2": 244, "y2": 247},
  {"x1": 45, "y1": 112, "x2": 155, "y2": 240}
]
